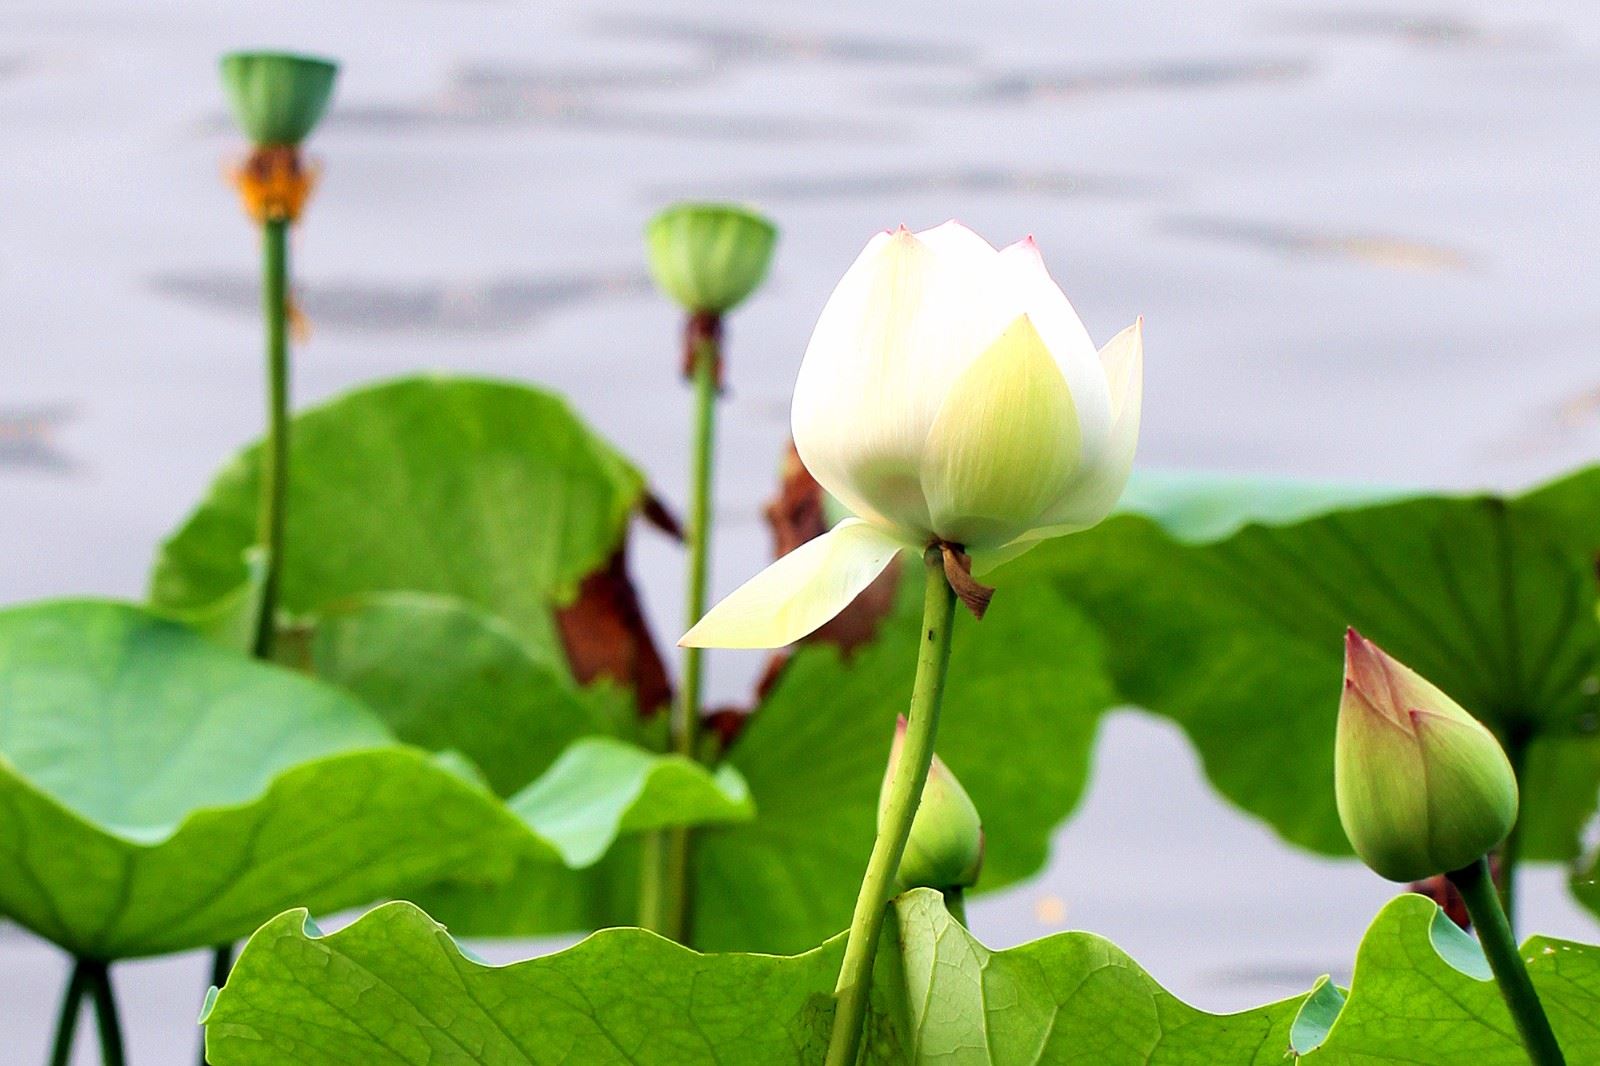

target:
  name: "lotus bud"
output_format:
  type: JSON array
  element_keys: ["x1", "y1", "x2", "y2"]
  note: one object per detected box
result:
[
  {"x1": 220, "y1": 51, "x2": 339, "y2": 147},
  {"x1": 880, "y1": 716, "x2": 984, "y2": 892},
  {"x1": 646, "y1": 203, "x2": 778, "y2": 315},
  {"x1": 1335, "y1": 629, "x2": 1519, "y2": 883}
]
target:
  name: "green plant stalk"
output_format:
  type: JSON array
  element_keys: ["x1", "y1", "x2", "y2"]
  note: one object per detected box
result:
[
  {"x1": 82, "y1": 961, "x2": 125, "y2": 1066},
  {"x1": 1448, "y1": 856, "x2": 1566, "y2": 1066},
  {"x1": 641, "y1": 322, "x2": 721, "y2": 941},
  {"x1": 47, "y1": 959, "x2": 89, "y2": 1066},
  {"x1": 202, "y1": 211, "x2": 291, "y2": 1061},
  {"x1": 252, "y1": 215, "x2": 291, "y2": 662},
  {"x1": 826, "y1": 548, "x2": 957, "y2": 1066}
]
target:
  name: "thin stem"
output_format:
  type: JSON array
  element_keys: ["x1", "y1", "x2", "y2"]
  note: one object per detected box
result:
[
  {"x1": 48, "y1": 959, "x2": 89, "y2": 1066},
  {"x1": 82, "y1": 961, "x2": 126, "y2": 1066},
  {"x1": 253, "y1": 215, "x2": 291, "y2": 662},
  {"x1": 826, "y1": 548, "x2": 957, "y2": 1066},
  {"x1": 642, "y1": 317, "x2": 722, "y2": 941},
  {"x1": 1448, "y1": 857, "x2": 1566, "y2": 1066},
  {"x1": 942, "y1": 887, "x2": 968, "y2": 928},
  {"x1": 1498, "y1": 724, "x2": 1531, "y2": 930}
]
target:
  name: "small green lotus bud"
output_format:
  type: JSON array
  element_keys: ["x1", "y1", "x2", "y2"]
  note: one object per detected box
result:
[
  {"x1": 1335, "y1": 629, "x2": 1518, "y2": 883},
  {"x1": 646, "y1": 202, "x2": 778, "y2": 315},
  {"x1": 221, "y1": 51, "x2": 339, "y2": 146},
  {"x1": 881, "y1": 716, "x2": 984, "y2": 892}
]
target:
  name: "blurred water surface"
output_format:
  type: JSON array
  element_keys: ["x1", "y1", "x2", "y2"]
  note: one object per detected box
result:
[{"x1": 3, "y1": 0, "x2": 1599, "y2": 1060}]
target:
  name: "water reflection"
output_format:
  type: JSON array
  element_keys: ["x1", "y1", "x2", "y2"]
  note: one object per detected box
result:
[
  {"x1": 918, "y1": 57, "x2": 1310, "y2": 105},
  {"x1": 593, "y1": 15, "x2": 972, "y2": 68},
  {"x1": 0, "y1": 406, "x2": 74, "y2": 473},
  {"x1": 149, "y1": 271, "x2": 652, "y2": 333},
  {"x1": 668, "y1": 167, "x2": 1149, "y2": 203},
  {"x1": 1164, "y1": 216, "x2": 1472, "y2": 271},
  {"x1": 1269, "y1": 9, "x2": 1551, "y2": 49}
]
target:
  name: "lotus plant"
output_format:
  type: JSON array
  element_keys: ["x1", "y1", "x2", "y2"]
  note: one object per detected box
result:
[
  {"x1": 643, "y1": 203, "x2": 778, "y2": 941},
  {"x1": 1337, "y1": 630, "x2": 1564, "y2": 1065},
  {"x1": 681, "y1": 220, "x2": 1143, "y2": 1065}
]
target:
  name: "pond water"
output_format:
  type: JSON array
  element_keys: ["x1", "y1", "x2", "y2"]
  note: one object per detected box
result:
[{"x1": 3, "y1": 0, "x2": 1599, "y2": 1059}]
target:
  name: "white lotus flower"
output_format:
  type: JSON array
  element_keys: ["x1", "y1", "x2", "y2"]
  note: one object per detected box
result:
[{"x1": 681, "y1": 221, "x2": 1142, "y2": 649}]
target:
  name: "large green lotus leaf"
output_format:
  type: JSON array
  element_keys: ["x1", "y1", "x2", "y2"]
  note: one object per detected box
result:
[
  {"x1": 0, "y1": 601, "x2": 749, "y2": 958},
  {"x1": 422, "y1": 579, "x2": 1116, "y2": 953},
  {"x1": 0, "y1": 599, "x2": 531, "y2": 958},
  {"x1": 202, "y1": 889, "x2": 1600, "y2": 1065},
  {"x1": 148, "y1": 376, "x2": 644, "y2": 643},
  {"x1": 887, "y1": 889, "x2": 1301, "y2": 1063},
  {"x1": 1298, "y1": 894, "x2": 1600, "y2": 1063},
  {"x1": 1003, "y1": 470, "x2": 1600, "y2": 864},
  {"x1": 307, "y1": 592, "x2": 626, "y2": 796},
  {"x1": 1118, "y1": 469, "x2": 1410, "y2": 543}
]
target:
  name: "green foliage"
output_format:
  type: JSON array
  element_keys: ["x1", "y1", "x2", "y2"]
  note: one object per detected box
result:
[
  {"x1": 308, "y1": 592, "x2": 624, "y2": 796},
  {"x1": 1003, "y1": 470, "x2": 1600, "y2": 872},
  {"x1": 203, "y1": 890, "x2": 1600, "y2": 1064},
  {"x1": 150, "y1": 376, "x2": 644, "y2": 647},
  {"x1": 0, "y1": 600, "x2": 749, "y2": 959},
  {"x1": 427, "y1": 580, "x2": 1116, "y2": 954}
]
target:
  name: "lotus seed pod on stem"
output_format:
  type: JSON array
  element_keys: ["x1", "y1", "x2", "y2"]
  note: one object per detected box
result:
[{"x1": 646, "y1": 202, "x2": 779, "y2": 316}]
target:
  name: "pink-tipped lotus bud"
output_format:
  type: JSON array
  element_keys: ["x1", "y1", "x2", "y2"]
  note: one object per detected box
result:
[
  {"x1": 1335, "y1": 629, "x2": 1519, "y2": 882},
  {"x1": 880, "y1": 716, "x2": 984, "y2": 892}
]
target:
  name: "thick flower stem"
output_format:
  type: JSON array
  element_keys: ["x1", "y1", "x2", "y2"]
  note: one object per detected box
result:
[
  {"x1": 641, "y1": 316, "x2": 721, "y2": 942},
  {"x1": 253, "y1": 215, "x2": 291, "y2": 662},
  {"x1": 825, "y1": 549, "x2": 957, "y2": 1066},
  {"x1": 48, "y1": 959, "x2": 89, "y2": 1066},
  {"x1": 1447, "y1": 857, "x2": 1566, "y2": 1066},
  {"x1": 200, "y1": 211, "x2": 291, "y2": 1065},
  {"x1": 82, "y1": 960, "x2": 125, "y2": 1066}
]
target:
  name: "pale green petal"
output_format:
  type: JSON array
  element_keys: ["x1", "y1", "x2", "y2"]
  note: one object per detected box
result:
[
  {"x1": 679, "y1": 519, "x2": 905, "y2": 649},
  {"x1": 1038, "y1": 317, "x2": 1144, "y2": 531},
  {"x1": 919, "y1": 315, "x2": 1080, "y2": 550}
]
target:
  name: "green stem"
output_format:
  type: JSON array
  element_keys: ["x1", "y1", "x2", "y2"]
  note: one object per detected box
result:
[
  {"x1": 82, "y1": 961, "x2": 126, "y2": 1066},
  {"x1": 642, "y1": 317, "x2": 721, "y2": 942},
  {"x1": 48, "y1": 959, "x2": 89, "y2": 1066},
  {"x1": 825, "y1": 548, "x2": 957, "y2": 1066},
  {"x1": 1448, "y1": 857, "x2": 1566, "y2": 1066},
  {"x1": 253, "y1": 215, "x2": 290, "y2": 662},
  {"x1": 1498, "y1": 724, "x2": 1532, "y2": 930},
  {"x1": 942, "y1": 887, "x2": 968, "y2": 928}
]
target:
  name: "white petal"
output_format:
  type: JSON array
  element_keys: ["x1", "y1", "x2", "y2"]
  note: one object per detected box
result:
[
  {"x1": 919, "y1": 315, "x2": 1080, "y2": 550},
  {"x1": 995, "y1": 239, "x2": 1112, "y2": 456},
  {"x1": 791, "y1": 228, "x2": 1012, "y2": 540},
  {"x1": 1041, "y1": 318, "x2": 1144, "y2": 530},
  {"x1": 913, "y1": 220, "x2": 999, "y2": 266},
  {"x1": 679, "y1": 519, "x2": 907, "y2": 649}
]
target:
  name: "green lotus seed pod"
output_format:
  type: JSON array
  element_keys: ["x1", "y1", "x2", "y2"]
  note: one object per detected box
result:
[
  {"x1": 646, "y1": 202, "x2": 778, "y2": 314},
  {"x1": 220, "y1": 51, "x2": 339, "y2": 146},
  {"x1": 880, "y1": 717, "x2": 984, "y2": 893},
  {"x1": 1335, "y1": 629, "x2": 1519, "y2": 883}
]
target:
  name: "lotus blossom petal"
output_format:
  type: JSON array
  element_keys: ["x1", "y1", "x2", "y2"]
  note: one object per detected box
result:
[
  {"x1": 679, "y1": 519, "x2": 907, "y2": 649},
  {"x1": 920, "y1": 315, "x2": 1080, "y2": 549}
]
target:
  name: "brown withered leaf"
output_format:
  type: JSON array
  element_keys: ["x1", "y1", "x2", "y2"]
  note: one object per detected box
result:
[{"x1": 556, "y1": 534, "x2": 673, "y2": 716}]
